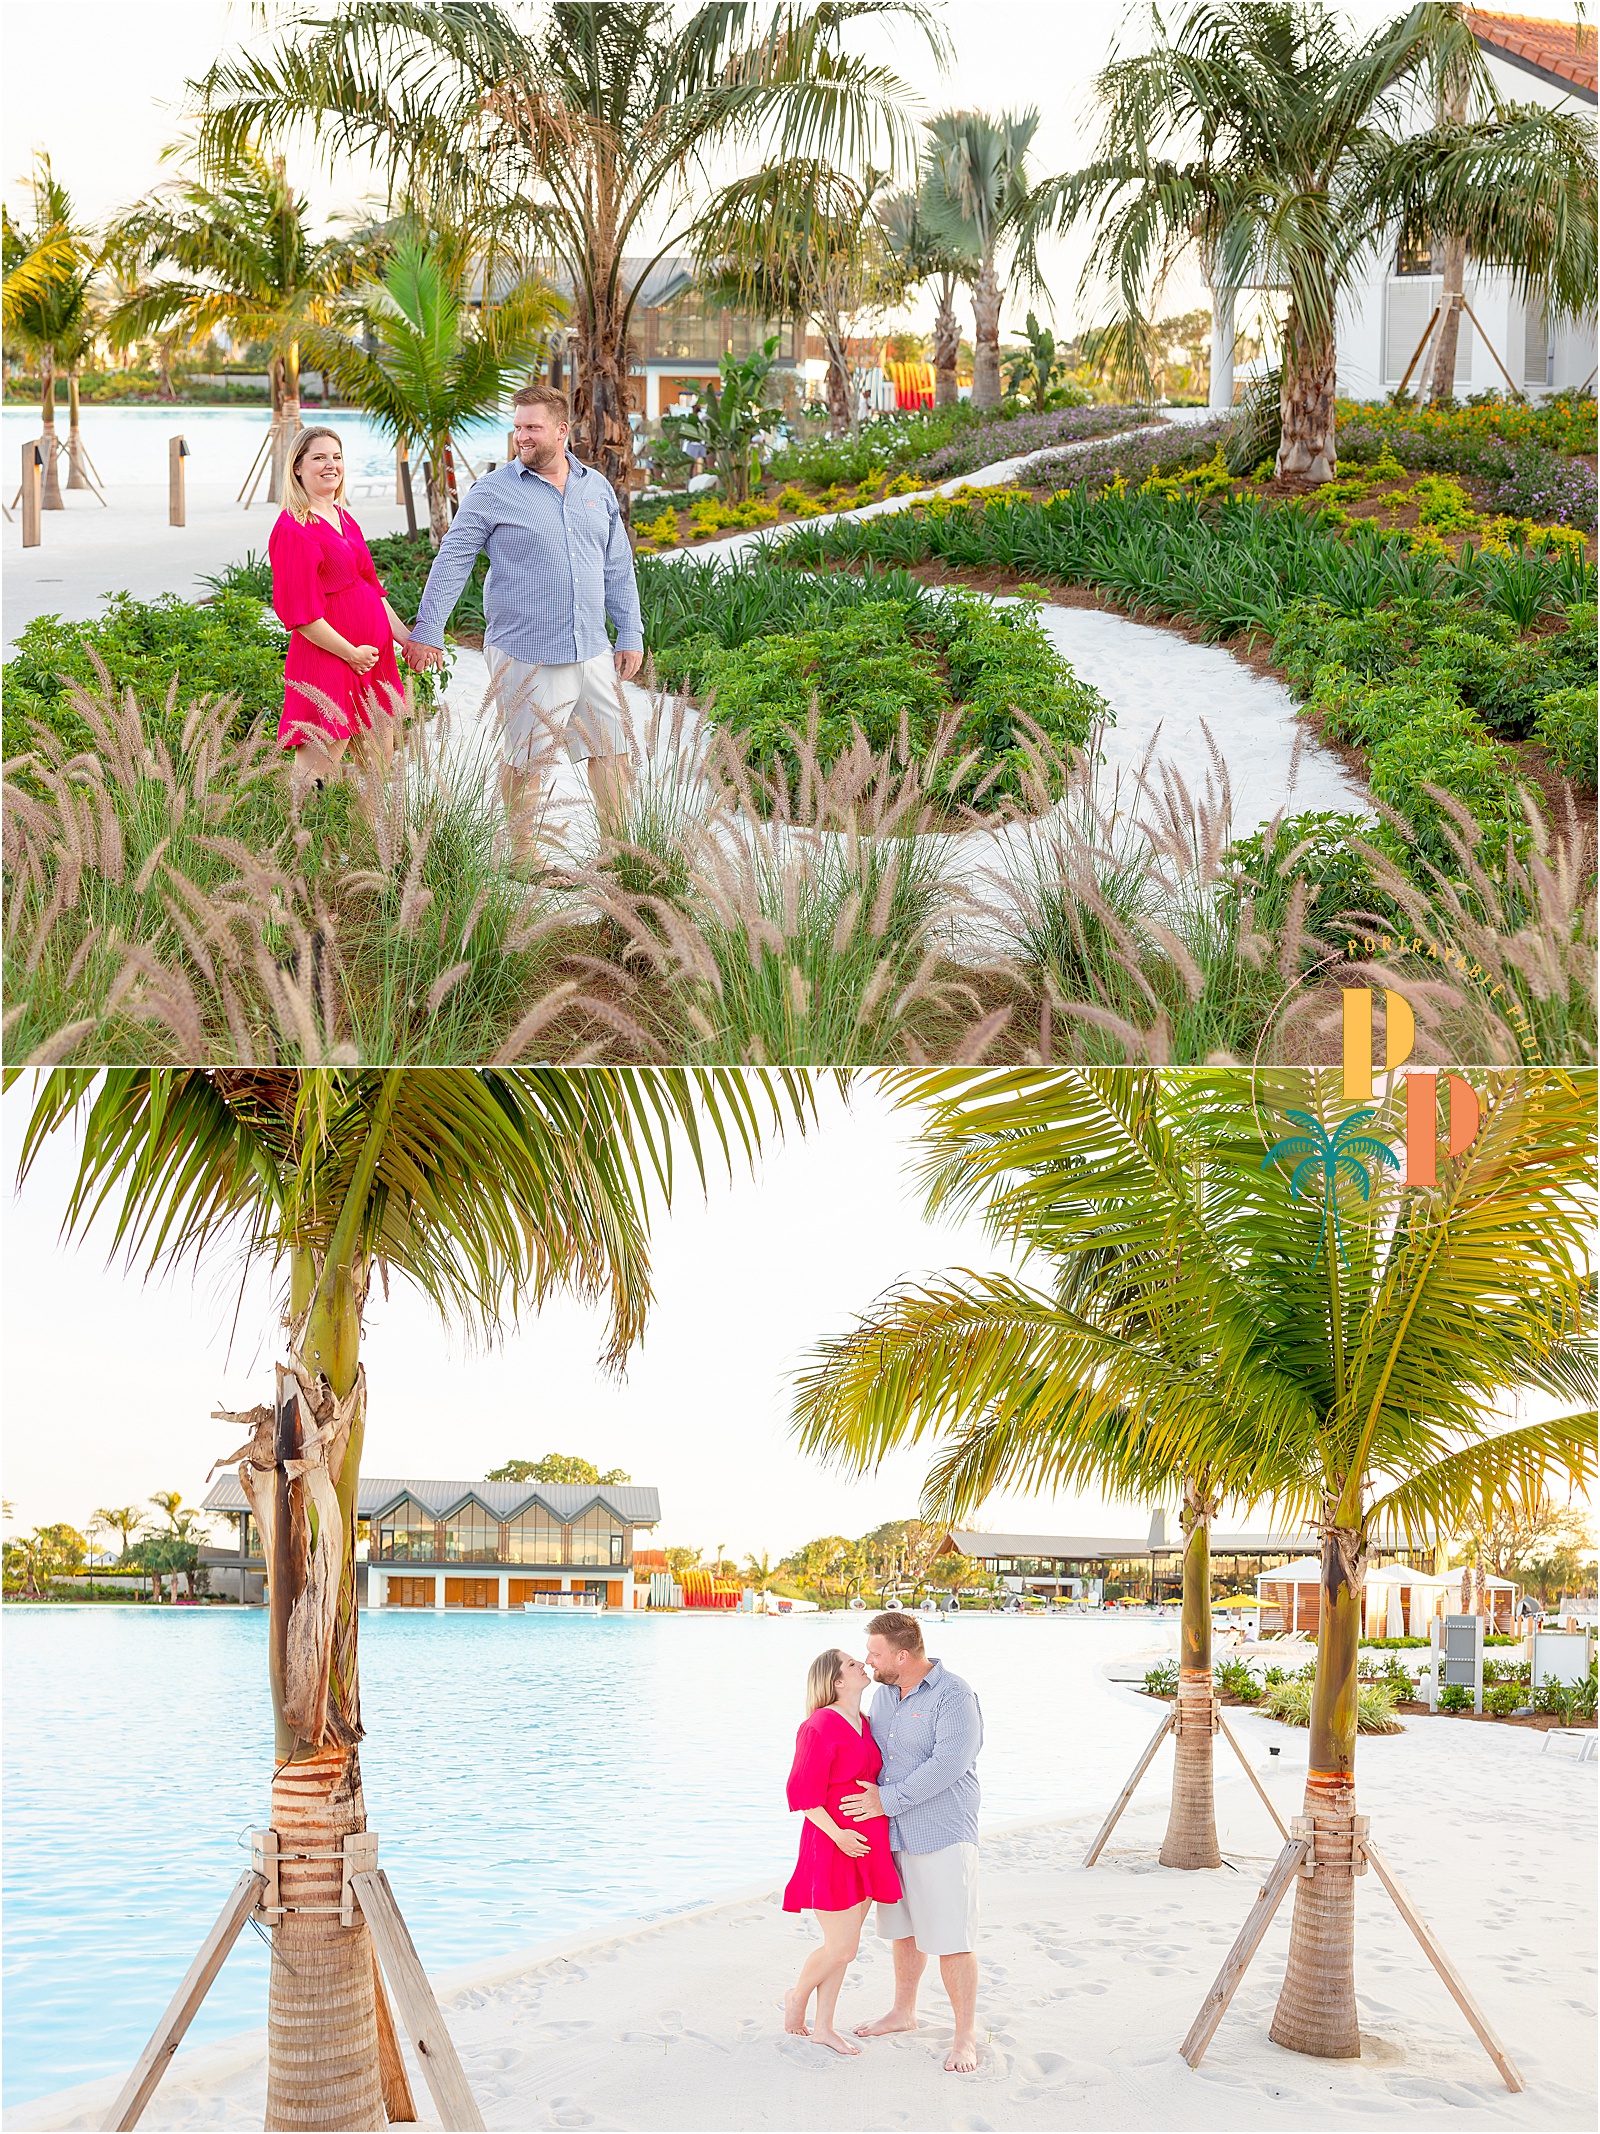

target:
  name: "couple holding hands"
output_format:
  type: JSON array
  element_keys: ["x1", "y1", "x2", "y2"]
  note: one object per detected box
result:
[
  {"x1": 266, "y1": 383, "x2": 643, "y2": 848},
  {"x1": 782, "y1": 1614, "x2": 984, "y2": 2073}
]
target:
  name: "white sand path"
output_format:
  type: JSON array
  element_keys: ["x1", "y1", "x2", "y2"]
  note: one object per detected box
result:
[{"x1": 12, "y1": 1694, "x2": 1593, "y2": 2134}]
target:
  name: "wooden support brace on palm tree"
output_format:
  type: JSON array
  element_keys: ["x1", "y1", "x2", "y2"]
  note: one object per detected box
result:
[
  {"x1": 1179, "y1": 1822, "x2": 1524, "y2": 2092},
  {"x1": 100, "y1": 1836, "x2": 485, "y2": 2132},
  {"x1": 1083, "y1": 1699, "x2": 1289, "y2": 1866}
]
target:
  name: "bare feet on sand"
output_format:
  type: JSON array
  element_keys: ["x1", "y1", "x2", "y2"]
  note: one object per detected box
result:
[
  {"x1": 782, "y1": 1988, "x2": 810, "y2": 2036},
  {"x1": 945, "y1": 2036, "x2": 979, "y2": 2073},
  {"x1": 813, "y1": 2028, "x2": 862, "y2": 2057},
  {"x1": 854, "y1": 2011, "x2": 918, "y2": 2038}
]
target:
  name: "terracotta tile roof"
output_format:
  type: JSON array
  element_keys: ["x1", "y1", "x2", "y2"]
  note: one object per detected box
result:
[{"x1": 1463, "y1": 9, "x2": 1599, "y2": 94}]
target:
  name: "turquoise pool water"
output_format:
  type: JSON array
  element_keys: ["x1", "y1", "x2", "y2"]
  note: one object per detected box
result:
[
  {"x1": 0, "y1": 404, "x2": 511, "y2": 494},
  {"x1": 2, "y1": 1606, "x2": 1163, "y2": 2107}
]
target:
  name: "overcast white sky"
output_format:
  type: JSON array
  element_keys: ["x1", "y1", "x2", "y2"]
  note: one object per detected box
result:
[
  {"x1": 1, "y1": 1075, "x2": 1177, "y2": 1557},
  {"x1": 0, "y1": 0, "x2": 1480, "y2": 342}
]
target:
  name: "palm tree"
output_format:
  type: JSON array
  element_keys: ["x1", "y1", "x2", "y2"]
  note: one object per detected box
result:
[
  {"x1": 192, "y1": 2, "x2": 941, "y2": 511},
  {"x1": 879, "y1": 186, "x2": 977, "y2": 407},
  {"x1": 104, "y1": 136, "x2": 370, "y2": 498},
  {"x1": 2, "y1": 154, "x2": 98, "y2": 509},
  {"x1": 14, "y1": 1065, "x2": 814, "y2": 2127},
  {"x1": 93, "y1": 1504, "x2": 147, "y2": 1562},
  {"x1": 838, "y1": 1066, "x2": 1594, "y2": 2060},
  {"x1": 695, "y1": 162, "x2": 904, "y2": 435},
  {"x1": 920, "y1": 109, "x2": 1040, "y2": 411},
  {"x1": 792, "y1": 1074, "x2": 1296, "y2": 1869},
  {"x1": 302, "y1": 227, "x2": 562, "y2": 543},
  {"x1": 742, "y1": 1549, "x2": 774, "y2": 1592},
  {"x1": 1016, "y1": 4, "x2": 1596, "y2": 481}
]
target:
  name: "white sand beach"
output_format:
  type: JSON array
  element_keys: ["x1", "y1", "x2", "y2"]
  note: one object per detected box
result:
[{"x1": 12, "y1": 1701, "x2": 1593, "y2": 2134}]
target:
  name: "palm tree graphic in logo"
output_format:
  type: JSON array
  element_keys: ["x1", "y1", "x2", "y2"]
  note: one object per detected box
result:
[{"x1": 1261, "y1": 1108, "x2": 1399, "y2": 1267}]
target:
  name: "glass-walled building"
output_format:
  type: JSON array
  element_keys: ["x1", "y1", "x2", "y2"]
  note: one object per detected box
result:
[{"x1": 201, "y1": 1475, "x2": 660, "y2": 1610}]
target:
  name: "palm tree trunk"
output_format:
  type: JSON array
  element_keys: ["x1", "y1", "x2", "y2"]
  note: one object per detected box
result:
[
  {"x1": 1276, "y1": 307, "x2": 1337, "y2": 484},
  {"x1": 933, "y1": 280, "x2": 961, "y2": 407},
  {"x1": 423, "y1": 434, "x2": 452, "y2": 548},
  {"x1": 40, "y1": 350, "x2": 64, "y2": 509},
  {"x1": 570, "y1": 280, "x2": 636, "y2": 521},
  {"x1": 1269, "y1": 1520, "x2": 1364, "y2": 2058},
  {"x1": 1425, "y1": 235, "x2": 1466, "y2": 405},
  {"x1": 66, "y1": 369, "x2": 88, "y2": 489},
  {"x1": 1160, "y1": 1486, "x2": 1220, "y2": 1869},
  {"x1": 261, "y1": 1225, "x2": 383, "y2": 2129},
  {"x1": 826, "y1": 348, "x2": 853, "y2": 437},
  {"x1": 970, "y1": 255, "x2": 1002, "y2": 410}
]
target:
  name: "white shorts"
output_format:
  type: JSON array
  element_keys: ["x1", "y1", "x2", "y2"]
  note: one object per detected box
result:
[
  {"x1": 875, "y1": 1843, "x2": 979, "y2": 1957},
  {"x1": 484, "y1": 647, "x2": 629, "y2": 771}
]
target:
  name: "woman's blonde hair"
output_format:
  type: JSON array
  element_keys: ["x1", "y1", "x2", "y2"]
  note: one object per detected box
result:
[
  {"x1": 283, "y1": 426, "x2": 348, "y2": 523},
  {"x1": 805, "y1": 1648, "x2": 850, "y2": 1716}
]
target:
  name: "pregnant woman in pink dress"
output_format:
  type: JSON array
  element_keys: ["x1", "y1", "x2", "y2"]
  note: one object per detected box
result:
[
  {"x1": 781, "y1": 1648, "x2": 901, "y2": 2056},
  {"x1": 268, "y1": 427, "x2": 416, "y2": 784}
]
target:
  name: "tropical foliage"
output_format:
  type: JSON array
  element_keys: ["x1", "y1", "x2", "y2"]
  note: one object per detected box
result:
[
  {"x1": 2, "y1": 153, "x2": 100, "y2": 506},
  {"x1": 300, "y1": 229, "x2": 561, "y2": 540},
  {"x1": 194, "y1": 0, "x2": 939, "y2": 505},
  {"x1": 9, "y1": 1065, "x2": 815, "y2": 2123},
  {"x1": 833, "y1": 1068, "x2": 1594, "y2": 2059},
  {"x1": 1018, "y1": 4, "x2": 1597, "y2": 481},
  {"x1": 920, "y1": 107, "x2": 1040, "y2": 410}
]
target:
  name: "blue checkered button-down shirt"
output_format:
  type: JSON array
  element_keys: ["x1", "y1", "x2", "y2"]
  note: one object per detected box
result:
[
  {"x1": 410, "y1": 450, "x2": 643, "y2": 663},
  {"x1": 866, "y1": 1658, "x2": 983, "y2": 1855}
]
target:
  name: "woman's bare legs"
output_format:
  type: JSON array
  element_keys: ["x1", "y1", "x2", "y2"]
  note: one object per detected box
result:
[
  {"x1": 784, "y1": 1904, "x2": 867, "y2": 2055},
  {"x1": 291, "y1": 730, "x2": 349, "y2": 794}
]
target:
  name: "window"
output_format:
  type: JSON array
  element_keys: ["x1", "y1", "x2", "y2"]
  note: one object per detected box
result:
[
  {"x1": 374, "y1": 1498, "x2": 438, "y2": 1562},
  {"x1": 1394, "y1": 239, "x2": 1433, "y2": 276},
  {"x1": 442, "y1": 1503, "x2": 500, "y2": 1563},
  {"x1": 389, "y1": 1577, "x2": 434, "y2": 1607},
  {"x1": 504, "y1": 1505, "x2": 564, "y2": 1565},
  {"x1": 1524, "y1": 305, "x2": 1552, "y2": 389},
  {"x1": 239, "y1": 1513, "x2": 260, "y2": 1559},
  {"x1": 571, "y1": 1506, "x2": 625, "y2": 1565}
]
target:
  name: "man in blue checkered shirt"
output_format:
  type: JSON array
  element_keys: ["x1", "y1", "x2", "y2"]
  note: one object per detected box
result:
[
  {"x1": 839, "y1": 1612, "x2": 985, "y2": 2072},
  {"x1": 405, "y1": 383, "x2": 644, "y2": 854}
]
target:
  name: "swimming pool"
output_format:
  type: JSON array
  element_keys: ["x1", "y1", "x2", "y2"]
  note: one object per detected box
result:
[
  {"x1": 1, "y1": 1605, "x2": 1168, "y2": 2106},
  {"x1": 0, "y1": 404, "x2": 512, "y2": 494}
]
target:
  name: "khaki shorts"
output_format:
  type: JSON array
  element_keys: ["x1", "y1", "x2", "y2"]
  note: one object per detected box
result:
[
  {"x1": 484, "y1": 647, "x2": 629, "y2": 771},
  {"x1": 875, "y1": 1842, "x2": 979, "y2": 1957}
]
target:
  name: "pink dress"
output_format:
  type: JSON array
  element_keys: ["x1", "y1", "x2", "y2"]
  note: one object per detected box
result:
[
  {"x1": 782, "y1": 1708, "x2": 903, "y2": 1913},
  {"x1": 269, "y1": 508, "x2": 402, "y2": 749}
]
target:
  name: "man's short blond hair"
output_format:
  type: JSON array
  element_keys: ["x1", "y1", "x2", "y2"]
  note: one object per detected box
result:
[
  {"x1": 511, "y1": 380, "x2": 570, "y2": 423},
  {"x1": 867, "y1": 1611, "x2": 925, "y2": 1656}
]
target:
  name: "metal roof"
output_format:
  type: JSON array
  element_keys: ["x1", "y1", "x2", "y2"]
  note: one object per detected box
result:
[
  {"x1": 201, "y1": 1474, "x2": 660, "y2": 1523},
  {"x1": 943, "y1": 1529, "x2": 1317, "y2": 1560}
]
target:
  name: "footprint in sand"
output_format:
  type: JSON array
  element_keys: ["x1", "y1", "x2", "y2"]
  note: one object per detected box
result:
[
  {"x1": 536, "y1": 2021, "x2": 595, "y2": 2041},
  {"x1": 546, "y1": 2097, "x2": 596, "y2": 2127},
  {"x1": 1010, "y1": 2052, "x2": 1112, "y2": 2093},
  {"x1": 466, "y1": 2045, "x2": 526, "y2": 2071}
]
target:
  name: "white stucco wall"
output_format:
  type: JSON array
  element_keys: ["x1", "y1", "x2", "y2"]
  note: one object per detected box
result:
[{"x1": 1335, "y1": 45, "x2": 1597, "y2": 403}]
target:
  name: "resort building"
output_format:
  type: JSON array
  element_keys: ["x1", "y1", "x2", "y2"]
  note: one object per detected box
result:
[
  {"x1": 939, "y1": 1513, "x2": 1439, "y2": 1604},
  {"x1": 1333, "y1": 11, "x2": 1598, "y2": 400},
  {"x1": 199, "y1": 1474, "x2": 660, "y2": 1611},
  {"x1": 1259, "y1": 1558, "x2": 1523, "y2": 1637}
]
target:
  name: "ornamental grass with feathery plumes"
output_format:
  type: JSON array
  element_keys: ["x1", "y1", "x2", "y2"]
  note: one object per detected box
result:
[{"x1": 5, "y1": 664, "x2": 1595, "y2": 1067}]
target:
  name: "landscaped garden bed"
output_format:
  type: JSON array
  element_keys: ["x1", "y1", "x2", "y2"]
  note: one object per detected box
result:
[
  {"x1": 638, "y1": 555, "x2": 1106, "y2": 816},
  {"x1": 631, "y1": 402, "x2": 1164, "y2": 551}
]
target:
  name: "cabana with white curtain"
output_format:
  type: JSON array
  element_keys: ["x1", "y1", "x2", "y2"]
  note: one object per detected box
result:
[{"x1": 1257, "y1": 1559, "x2": 1520, "y2": 1638}]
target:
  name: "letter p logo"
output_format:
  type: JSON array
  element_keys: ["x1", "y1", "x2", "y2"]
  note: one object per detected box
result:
[{"x1": 1342, "y1": 987, "x2": 1415, "y2": 1102}]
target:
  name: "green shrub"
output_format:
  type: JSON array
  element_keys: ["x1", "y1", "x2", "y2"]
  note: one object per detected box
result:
[
  {"x1": 1262, "y1": 1675, "x2": 1403, "y2": 1733},
  {"x1": 3, "y1": 591, "x2": 288, "y2": 757},
  {"x1": 1367, "y1": 702, "x2": 1525, "y2": 873},
  {"x1": 672, "y1": 589, "x2": 1103, "y2": 814},
  {"x1": 1437, "y1": 1683, "x2": 1474, "y2": 1714},
  {"x1": 1142, "y1": 1659, "x2": 1179, "y2": 1696},
  {"x1": 1214, "y1": 1656, "x2": 1262, "y2": 1702},
  {"x1": 1484, "y1": 1683, "x2": 1525, "y2": 1717},
  {"x1": 1535, "y1": 684, "x2": 1598, "y2": 791}
]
